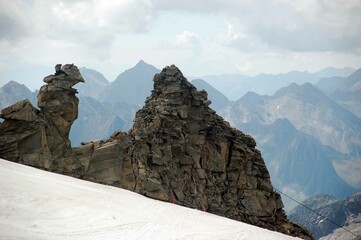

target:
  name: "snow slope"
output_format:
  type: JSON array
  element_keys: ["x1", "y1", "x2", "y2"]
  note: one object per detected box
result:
[{"x1": 0, "y1": 158, "x2": 298, "y2": 240}]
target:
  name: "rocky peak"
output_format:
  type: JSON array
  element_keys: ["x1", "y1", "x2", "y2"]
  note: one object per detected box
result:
[
  {"x1": 38, "y1": 64, "x2": 84, "y2": 138},
  {"x1": 0, "y1": 64, "x2": 84, "y2": 172},
  {"x1": 129, "y1": 65, "x2": 279, "y2": 219},
  {"x1": 76, "y1": 65, "x2": 312, "y2": 238},
  {"x1": 43, "y1": 63, "x2": 84, "y2": 89}
]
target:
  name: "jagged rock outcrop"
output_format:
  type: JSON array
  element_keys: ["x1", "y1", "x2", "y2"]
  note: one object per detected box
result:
[
  {"x1": 0, "y1": 64, "x2": 312, "y2": 239},
  {"x1": 0, "y1": 64, "x2": 84, "y2": 172},
  {"x1": 74, "y1": 65, "x2": 312, "y2": 239}
]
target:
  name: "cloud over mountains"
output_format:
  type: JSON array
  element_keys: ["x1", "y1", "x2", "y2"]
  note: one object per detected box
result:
[{"x1": 0, "y1": 0, "x2": 360, "y2": 80}]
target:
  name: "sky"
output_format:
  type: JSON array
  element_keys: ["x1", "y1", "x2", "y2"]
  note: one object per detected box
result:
[{"x1": 0, "y1": 0, "x2": 361, "y2": 88}]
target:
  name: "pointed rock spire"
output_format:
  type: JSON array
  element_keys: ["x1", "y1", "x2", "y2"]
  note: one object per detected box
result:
[{"x1": 75, "y1": 65, "x2": 313, "y2": 239}]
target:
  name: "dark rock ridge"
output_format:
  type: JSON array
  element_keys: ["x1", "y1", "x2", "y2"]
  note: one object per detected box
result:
[
  {"x1": 0, "y1": 64, "x2": 84, "y2": 171},
  {"x1": 0, "y1": 64, "x2": 312, "y2": 239},
  {"x1": 74, "y1": 65, "x2": 311, "y2": 238}
]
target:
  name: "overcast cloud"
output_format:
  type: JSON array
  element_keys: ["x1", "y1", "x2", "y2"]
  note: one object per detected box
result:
[{"x1": 0, "y1": 0, "x2": 360, "y2": 88}]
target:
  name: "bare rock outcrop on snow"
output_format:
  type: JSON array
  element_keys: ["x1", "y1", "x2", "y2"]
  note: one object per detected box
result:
[
  {"x1": 74, "y1": 65, "x2": 312, "y2": 238},
  {"x1": 0, "y1": 64, "x2": 84, "y2": 172},
  {"x1": 0, "y1": 64, "x2": 312, "y2": 239}
]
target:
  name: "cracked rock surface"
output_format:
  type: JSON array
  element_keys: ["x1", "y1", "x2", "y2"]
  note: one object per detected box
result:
[
  {"x1": 0, "y1": 64, "x2": 312, "y2": 239},
  {"x1": 0, "y1": 64, "x2": 84, "y2": 172},
  {"x1": 74, "y1": 65, "x2": 312, "y2": 238}
]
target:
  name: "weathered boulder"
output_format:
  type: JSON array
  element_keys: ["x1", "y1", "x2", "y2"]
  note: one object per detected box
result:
[
  {"x1": 73, "y1": 65, "x2": 313, "y2": 239},
  {"x1": 0, "y1": 64, "x2": 84, "y2": 172}
]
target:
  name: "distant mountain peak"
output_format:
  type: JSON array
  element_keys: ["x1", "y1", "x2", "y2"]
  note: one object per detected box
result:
[
  {"x1": 191, "y1": 79, "x2": 229, "y2": 110},
  {"x1": 274, "y1": 82, "x2": 299, "y2": 96},
  {"x1": 0, "y1": 80, "x2": 34, "y2": 96},
  {"x1": 126, "y1": 59, "x2": 160, "y2": 73},
  {"x1": 274, "y1": 82, "x2": 324, "y2": 98},
  {"x1": 348, "y1": 67, "x2": 361, "y2": 79},
  {"x1": 135, "y1": 59, "x2": 153, "y2": 68},
  {"x1": 3, "y1": 80, "x2": 26, "y2": 88},
  {"x1": 239, "y1": 91, "x2": 262, "y2": 101},
  {"x1": 100, "y1": 60, "x2": 160, "y2": 105},
  {"x1": 137, "y1": 59, "x2": 146, "y2": 64}
]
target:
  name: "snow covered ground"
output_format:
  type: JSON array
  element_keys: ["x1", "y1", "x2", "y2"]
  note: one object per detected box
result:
[{"x1": 0, "y1": 158, "x2": 299, "y2": 240}]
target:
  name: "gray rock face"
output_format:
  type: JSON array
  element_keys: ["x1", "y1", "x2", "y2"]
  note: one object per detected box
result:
[
  {"x1": 74, "y1": 65, "x2": 312, "y2": 239},
  {"x1": 0, "y1": 64, "x2": 84, "y2": 172},
  {"x1": 0, "y1": 64, "x2": 312, "y2": 239}
]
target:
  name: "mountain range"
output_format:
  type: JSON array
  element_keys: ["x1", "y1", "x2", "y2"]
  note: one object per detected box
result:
[
  {"x1": 238, "y1": 118, "x2": 354, "y2": 210},
  {"x1": 99, "y1": 60, "x2": 160, "y2": 105},
  {"x1": 0, "y1": 81, "x2": 37, "y2": 110},
  {"x1": 201, "y1": 67, "x2": 355, "y2": 100},
  {"x1": 289, "y1": 192, "x2": 361, "y2": 239},
  {"x1": 224, "y1": 82, "x2": 361, "y2": 155},
  {"x1": 0, "y1": 61, "x2": 360, "y2": 213},
  {"x1": 316, "y1": 68, "x2": 361, "y2": 121}
]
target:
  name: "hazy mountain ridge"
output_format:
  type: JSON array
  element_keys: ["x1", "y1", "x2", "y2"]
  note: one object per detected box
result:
[
  {"x1": 316, "y1": 68, "x2": 361, "y2": 94},
  {"x1": 191, "y1": 79, "x2": 230, "y2": 111},
  {"x1": 77, "y1": 67, "x2": 110, "y2": 99},
  {"x1": 70, "y1": 96, "x2": 139, "y2": 146},
  {"x1": 316, "y1": 68, "x2": 361, "y2": 120},
  {"x1": 201, "y1": 67, "x2": 355, "y2": 100},
  {"x1": 100, "y1": 60, "x2": 160, "y2": 105},
  {"x1": 329, "y1": 90, "x2": 361, "y2": 120},
  {"x1": 236, "y1": 118, "x2": 355, "y2": 211},
  {"x1": 224, "y1": 82, "x2": 361, "y2": 156},
  {"x1": 289, "y1": 192, "x2": 361, "y2": 239},
  {"x1": 217, "y1": 79, "x2": 361, "y2": 209},
  {"x1": 0, "y1": 65, "x2": 52, "y2": 91},
  {"x1": 0, "y1": 81, "x2": 37, "y2": 110}
]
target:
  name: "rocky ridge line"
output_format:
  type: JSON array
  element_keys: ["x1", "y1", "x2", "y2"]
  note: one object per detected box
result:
[
  {"x1": 0, "y1": 64, "x2": 313, "y2": 239},
  {"x1": 75, "y1": 65, "x2": 312, "y2": 238}
]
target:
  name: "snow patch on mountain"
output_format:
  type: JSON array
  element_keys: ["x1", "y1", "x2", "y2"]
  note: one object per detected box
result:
[{"x1": 0, "y1": 158, "x2": 299, "y2": 240}]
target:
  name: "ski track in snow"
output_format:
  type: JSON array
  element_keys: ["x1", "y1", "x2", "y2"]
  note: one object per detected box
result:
[{"x1": 0, "y1": 159, "x2": 299, "y2": 240}]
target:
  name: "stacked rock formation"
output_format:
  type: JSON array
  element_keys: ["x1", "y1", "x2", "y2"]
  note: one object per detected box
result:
[
  {"x1": 0, "y1": 64, "x2": 84, "y2": 172},
  {"x1": 75, "y1": 65, "x2": 312, "y2": 238}
]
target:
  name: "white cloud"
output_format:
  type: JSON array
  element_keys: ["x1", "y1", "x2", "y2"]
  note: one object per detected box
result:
[
  {"x1": 94, "y1": 0, "x2": 155, "y2": 32},
  {"x1": 215, "y1": 22, "x2": 263, "y2": 52},
  {"x1": 152, "y1": 0, "x2": 361, "y2": 53},
  {"x1": 175, "y1": 31, "x2": 200, "y2": 49},
  {"x1": 152, "y1": 0, "x2": 226, "y2": 12},
  {"x1": 0, "y1": 0, "x2": 360, "y2": 80},
  {"x1": 0, "y1": 0, "x2": 155, "y2": 45},
  {"x1": 155, "y1": 31, "x2": 202, "y2": 60},
  {"x1": 236, "y1": 62, "x2": 253, "y2": 73},
  {"x1": 0, "y1": 0, "x2": 158, "y2": 69}
]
